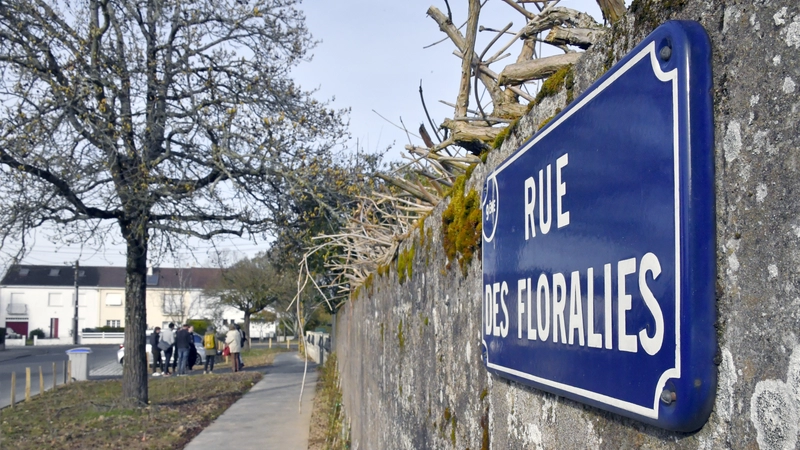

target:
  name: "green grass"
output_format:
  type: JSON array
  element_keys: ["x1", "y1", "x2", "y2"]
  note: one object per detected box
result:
[
  {"x1": 307, "y1": 353, "x2": 350, "y2": 450},
  {"x1": 0, "y1": 371, "x2": 262, "y2": 449}
]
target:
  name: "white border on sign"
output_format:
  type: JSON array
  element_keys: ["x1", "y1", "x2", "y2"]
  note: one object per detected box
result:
[{"x1": 482, "y1": 41, "x2": 681, "y2": 420}]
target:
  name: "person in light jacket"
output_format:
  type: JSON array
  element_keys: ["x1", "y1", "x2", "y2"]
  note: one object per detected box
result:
[
  {"x1": 226, "y1": 323, "x2": 242, "y2": 372},
  {"x1": 161, "y1": 323, "x2": 176, "y2": 375}
]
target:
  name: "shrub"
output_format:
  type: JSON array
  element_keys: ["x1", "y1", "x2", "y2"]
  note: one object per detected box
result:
[
  {"x1": 29, "y1": 328, "x2": 45, "y2": 339},
  {"x1": 188, "y1": 319, "x2": 210, "y2": 335}
]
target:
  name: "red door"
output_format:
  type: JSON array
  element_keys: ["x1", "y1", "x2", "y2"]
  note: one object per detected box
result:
[
  {"x1": 50, "y1": 318, "x2": 59, "y2": 338},
  {"x1": 6, "y1": 321, "x2": 28, "y2": 337}
]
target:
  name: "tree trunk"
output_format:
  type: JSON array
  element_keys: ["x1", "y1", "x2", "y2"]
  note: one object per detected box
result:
[
  {"x1": 121, "y1": 217, "x2": 149, "y2": 405},
  {"x1": 243, "y1": 311, "x2": 251, "y2": 350}
]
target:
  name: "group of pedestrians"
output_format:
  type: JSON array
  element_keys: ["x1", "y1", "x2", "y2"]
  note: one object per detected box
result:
[{"x1": 150, "y1": 322, "x2": 248, "y2": 377}]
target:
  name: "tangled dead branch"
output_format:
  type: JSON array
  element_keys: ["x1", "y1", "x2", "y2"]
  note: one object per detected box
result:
[{"x1": 298, "y1": 0, "x2": 625, "y2": 305}]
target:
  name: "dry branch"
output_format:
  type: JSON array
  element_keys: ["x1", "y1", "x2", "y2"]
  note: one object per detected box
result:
[
  {"x1": 298, "y1": 0, "x2": 614, "y2": 303},
  {"x1": 545, "y1": 26, "x2": 606, "y2": 49},
  {"x1": 521, "y1": 7, "x2": 601, "y2": 38},
  {"x1": 597, "y1": 0, "x2": 627, "y2": 24},
  {"x1": 497, "y1": 52, "x2": 582, "y2": 85}
]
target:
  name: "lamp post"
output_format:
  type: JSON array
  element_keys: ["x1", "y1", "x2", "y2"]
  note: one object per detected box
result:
[{"x1": 73, "y1": 260, "x2": 79, "y2": 345}]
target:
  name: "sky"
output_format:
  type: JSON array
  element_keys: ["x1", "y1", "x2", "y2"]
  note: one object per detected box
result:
[{"x1": 7, "y1": 0, "x2": 610, "y2": 270}]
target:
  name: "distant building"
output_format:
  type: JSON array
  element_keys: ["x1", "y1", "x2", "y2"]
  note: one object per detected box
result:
[{"x1": 0, "y1": 264, "x2": 246, "y2": 340}]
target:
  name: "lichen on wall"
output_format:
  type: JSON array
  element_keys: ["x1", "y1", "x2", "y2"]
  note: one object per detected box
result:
[{"x1": 334, "y1": 0, "x2": 800, "y2": 448}]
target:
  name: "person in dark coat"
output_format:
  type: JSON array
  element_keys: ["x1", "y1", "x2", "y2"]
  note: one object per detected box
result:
[
  {"x1": 187, "y1": 325, "x2": 198, "y2": 370},
  {"x1": 150, "y1": 327, "x2": 163, "y2": 376},
  {"x1": 175, "y1": 324, "x2": 192, "y2": 376}
]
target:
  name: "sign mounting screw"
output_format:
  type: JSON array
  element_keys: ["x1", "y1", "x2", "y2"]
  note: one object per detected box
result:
[
  {"x1": 660, "y1": 388, "x2": 676, "y2": 405},
  {"x1": 659, "y1": 45, "x2": 672, "y2": 61}
]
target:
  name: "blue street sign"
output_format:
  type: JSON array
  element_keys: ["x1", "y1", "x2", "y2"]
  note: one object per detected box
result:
[{"x1": 481, "y1": 21, "x2": 715, "y2": 432}]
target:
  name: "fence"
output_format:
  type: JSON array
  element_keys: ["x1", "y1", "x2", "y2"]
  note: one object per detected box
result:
[
  {"x1": 305, "y1": 331, "x2": 330, "y2": 365},
  {"x1": 4, "y1": 360, "x2": 74, "y2": 409},
  {"x1": 79, "y1": 332, "x2": 124, "y2": 345},
  {"x1": 5, "y1": 336, "x2": 26, "y2": 347}
]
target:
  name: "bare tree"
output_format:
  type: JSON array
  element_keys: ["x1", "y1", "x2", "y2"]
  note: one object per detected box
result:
[
  {"x1": 206, "y1": 252, "x2": 294, "y2": 349},
  {"x1": 0, "y1": 0, "x2": 346, "y2": 404},
  {"x1": 160, "y1": 267, "x2": 203, "y2": 325}
]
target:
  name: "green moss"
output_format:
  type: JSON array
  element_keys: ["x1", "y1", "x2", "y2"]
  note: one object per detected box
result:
[
  {"x1": 450, "y1": 416, "x2": 457, "y2": 446},
  {"x1": 479, "y1": 388, "x2": 488, "y2": 401},
  {"x1": 480, "y1": 406, "x2": 490, "y2": 450},
  {"x1": 377, "y1": 264, "x2": 389, "y2": 277},
  {"x1": 490, "y1": 115, "x2": 524, "y2": 150},
  {"x1": 630, "y1": 0, "x2": 688, "y2": 35},
  {"x1": 441, "y1": 171, "x2": 482, "y2": 277},
  {"x1": 424, "y1": 316, "x2": 429, "y2": 326},
  {"x1": 534, "y1": 64, "x2": 575, "y2": 104},
  {"x1": 363, "y1": 272, "x2": 375, "y2": 295},
  {"x1": 443, "y1": 407, "x2": 451, "y2": 422},
  {"x1": 537, "y1": 108, "x2": 562, "y2": 131},
  {"x1": 397, "y1": 243, "x2": 415, "y2": 284},
  {"x1": 380, "y1": 322, "x2": 384, "y2": 343},
  {"x1": 397, "y1": 319, "x2": 405, "y2": 351}
]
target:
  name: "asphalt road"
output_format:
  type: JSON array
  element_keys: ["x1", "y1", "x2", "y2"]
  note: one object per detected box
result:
[
  {"x1": 0, "y1": 344, "x2": 119, "y2": 408},
  {"x1": 0, "y1": 340, "x2": 301, "y2": 408}
]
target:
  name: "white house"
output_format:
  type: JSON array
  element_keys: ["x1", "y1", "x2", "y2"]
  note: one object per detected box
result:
[
  {"x1": 0, "y1": 265, "x2": 276, "y2": 340},
  {"x1": 0, "y1": 265, "x2": 100, "y2": 340}
]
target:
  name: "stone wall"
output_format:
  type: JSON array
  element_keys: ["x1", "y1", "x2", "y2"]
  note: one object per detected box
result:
[{"x1": 334, "y1": 0, "x2": 800, "y2": 448}]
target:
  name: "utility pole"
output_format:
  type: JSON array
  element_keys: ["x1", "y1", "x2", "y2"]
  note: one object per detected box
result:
[{"x1": 73, "y1": 260, "x2": 79, "y2": 345}]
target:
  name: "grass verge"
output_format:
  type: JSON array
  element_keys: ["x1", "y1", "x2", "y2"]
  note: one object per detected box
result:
[
  {"x1": 0, "y1": 371, "x2": 261, "y2": 449},
  {"x1": 308, "y1": 352, "x2": 350, "y2": 450}
]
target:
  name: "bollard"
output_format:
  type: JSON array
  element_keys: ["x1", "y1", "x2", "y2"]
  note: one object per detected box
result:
[
  {"x1": 39, "y1": 366, "x2": 44, "y2": 396},
  {"x1": 25, "y1": 367, "x2": 31, "y2": 402},
  {"x1": 287, "y1": 337, "x2": 290, "y2": 349},
  {"x1": 269, "y1": 337, "x2": 272, "y2": 349},
  {"x1": 10, "y1": 372, "x2": 16, "y2": 408},
  {"x1": 52, "y1": 362, "x2": 57, "y2": 390},
  {"x1": 63, "y1": 361, "x2": 67, "y2": 384}
]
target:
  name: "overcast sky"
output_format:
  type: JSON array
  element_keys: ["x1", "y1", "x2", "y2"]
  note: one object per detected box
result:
[{"x1": 9, "y1": 0, "x2": 611, "y2": 269}]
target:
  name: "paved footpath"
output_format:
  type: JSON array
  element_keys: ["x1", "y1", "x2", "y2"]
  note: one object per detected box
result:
[{"x1": 185, "y1": 352, "x2": 318, "y2": 450}]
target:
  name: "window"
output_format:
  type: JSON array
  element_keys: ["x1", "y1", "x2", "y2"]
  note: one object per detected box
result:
[
  {"x1": 146, "y1": 274, "x2": 159, "y2": 286},
  {"x1": 105, "y1": 293, "x2": 123, "y2": 306},
  {"x1": 48, "y1": 293, "x2": 63, "y2": 306},
  {"x1": 106, "y1": 320, "x2": 121, "y2": 328},
  {"x1": 18, "y1": 268, "x2": 29, "y2": 276},
  {"x1": 49, "y1": 269, "x2": 60, "y2": 276},
  {"x1": 8, "y1": 293, "x2": 26, "y2": 315}
]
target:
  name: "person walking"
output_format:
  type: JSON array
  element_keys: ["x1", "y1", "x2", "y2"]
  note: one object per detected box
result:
[
  {"x1": 150, "y1": 327, "x2": 163, "y2": 376},
  {"x1": 203, "y1": 327, "x2": 218, "y2": 374},
  {"x1": 161, "y1": 323, "x2": 176, "y2": 376},
  {"x1": 175, "y1": 323, "x2": 192, "y2": 376},
  {"x1": 235, "y1": 323, "x2": 246, "y2": 369},
  {"x1": 187, "y1": 325, "x2": 197, "y2": 371},
  {"x1": 226, "y1": 323, "x2": 242, "y2": 372}
]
